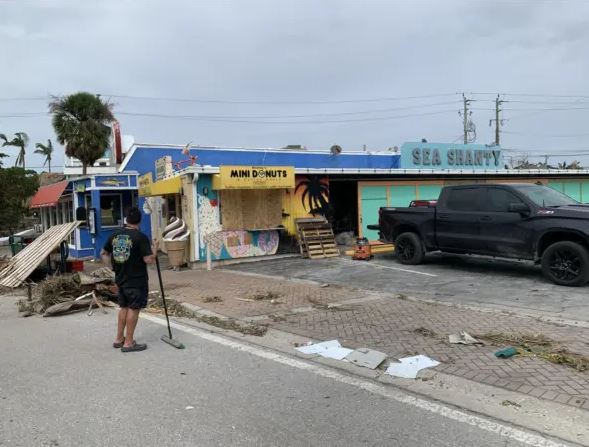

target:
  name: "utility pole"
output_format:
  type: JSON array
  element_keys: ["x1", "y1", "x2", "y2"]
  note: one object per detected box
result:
[
  {"x1": 459, "y1": 94, "x2": 475, "y2": 144},
  {"x1": 489, "y1": 94, "x2": 505, "y2": 146}
]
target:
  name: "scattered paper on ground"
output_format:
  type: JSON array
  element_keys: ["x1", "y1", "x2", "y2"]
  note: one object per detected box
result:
[
  {"x1": 345, "y1": 348, "x2": 387, "y2": 369},
  {"x1": 449, "y1": 331, "x2": 482, "y2": 345},
  {"x1": 295, "y1": 340, "x2": 353, "y2": 360},
  {"x1": 385, "y1": 355, "x2": 440, "y2": 379}
]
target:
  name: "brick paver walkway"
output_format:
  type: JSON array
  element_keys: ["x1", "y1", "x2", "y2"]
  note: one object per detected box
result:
[{"x1": 156, "y1": 267, "x2": 589, "y2": 410}]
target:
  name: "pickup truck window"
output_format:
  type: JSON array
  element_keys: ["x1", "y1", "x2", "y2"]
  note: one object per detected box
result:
[
  {"x1": 512, "y1": 185, "x2": 579, "y2": 207},
  {"x1": 483, "y1": 189, "x2": 524, "y2": 212},
  {"x1": 445, "y1": 188, "x2": 483, "y2": 211}
]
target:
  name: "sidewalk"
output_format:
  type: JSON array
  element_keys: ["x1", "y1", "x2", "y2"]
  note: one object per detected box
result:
[{"x1": 153, "y1": 265, "x2": 589, "y2": 411}]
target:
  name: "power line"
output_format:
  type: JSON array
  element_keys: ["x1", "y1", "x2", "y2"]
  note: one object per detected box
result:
[
  {"x1": 117, "y1": 109, "x2": 456, "y2": 124},
  {"x1": 104, "y1": 92, "x2": 458, "y2": 105},
  {"x1": 503, "y1": 130, "x2": 589, "y2": 138}
]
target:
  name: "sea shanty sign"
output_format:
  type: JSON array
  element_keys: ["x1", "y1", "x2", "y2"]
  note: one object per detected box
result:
[
  {"x1": 401, "y1": 142, "x2": 503, "y2": 170},
  {"x1": 212, "y1": 166, "x2": 295, "y2": 189}
]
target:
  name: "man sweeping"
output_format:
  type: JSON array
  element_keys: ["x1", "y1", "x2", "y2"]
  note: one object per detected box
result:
[{"x1": 101, "y1": 207, "x2": 158, "y2": 352}]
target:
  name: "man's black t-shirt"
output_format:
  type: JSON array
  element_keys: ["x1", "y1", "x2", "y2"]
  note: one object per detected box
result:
[{"x1": 103, "y1": 227, "x2": 152, "y2": 288}]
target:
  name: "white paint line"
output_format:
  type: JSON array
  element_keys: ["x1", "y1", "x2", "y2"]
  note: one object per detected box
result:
[
  {"x1": 142, "y1": 313, "x2": 567, "y2": 447},
  {"x1": 364, "y1": 262, "x2": 438, "y2": 277}
]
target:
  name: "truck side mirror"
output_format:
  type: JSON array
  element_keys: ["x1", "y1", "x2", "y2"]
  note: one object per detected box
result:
[{"x1": 508, "y1": 203, "x2": 530, "y2": 215}]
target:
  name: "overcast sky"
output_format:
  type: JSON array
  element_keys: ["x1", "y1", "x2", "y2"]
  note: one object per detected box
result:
[{"x1": 2, "y1": 0, "x2": 589, "y2": 170}]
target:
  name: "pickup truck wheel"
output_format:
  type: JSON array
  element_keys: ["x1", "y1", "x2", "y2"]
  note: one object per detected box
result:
[
  {"x1": 395, "y1": 232, "x2": 425, "y2": 265},
  {"x1": 541, "y1": 241, "x2": 589, "y2": 286}
]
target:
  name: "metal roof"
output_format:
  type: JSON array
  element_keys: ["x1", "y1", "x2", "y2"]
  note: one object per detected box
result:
[
  {"x1": 29, "y1": 181, "x2": 70, "y2": 208},
  {"x1": 0, "y1": 221, "x2": 81, "y2": 288}
]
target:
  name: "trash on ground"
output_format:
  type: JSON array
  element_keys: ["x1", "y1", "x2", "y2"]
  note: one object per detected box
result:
[
  {"x1": 202, "y1": 296, "x2": 222, "y2": 303},
  {"x1": 449, "y1": 331, "x2": 482, "y2": 345},
  {"x1": 185, "y1": 406, "x2": 194, "y2": 410},
  {"x1": 43, "y1": 297, "x2": 93, "y2": 317},
  {"x1": 385, "y1": 355, "x2": 440, "y2": 379},
  {"x1": 501, "y1": 400, "x2": 521, "y2": 408},
  {"x1": 249, "y1": 291, "x2": 281, "y2": 301},
  {"x1": 345, "y1": 348, "x2": 386, "y2": 369},
  {"x1": 481, "y1": 332, "x2": 589, "y2": 371},
  {"x1": 295, "y1": 339, "x2": 353, "y2": 360},
  {"x1": 320, "y1": 283, "x2": 330, "y2": 288},
  {"x1": 413, "y1": 327, "x2": 436, "y2": 338},
  {"x1": 495, "y1": 347, "x2": 518, "y2": 358}
]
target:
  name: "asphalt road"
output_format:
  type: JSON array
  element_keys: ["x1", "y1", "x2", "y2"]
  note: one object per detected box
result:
[
  {"x1": 0, "y1": 296, "x2": 541, "y2": 447},
  {"x1": 225, "y1": 253, "x2": 589, "y2": 324}
]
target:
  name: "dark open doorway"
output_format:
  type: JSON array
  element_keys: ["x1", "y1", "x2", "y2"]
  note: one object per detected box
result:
[{"x1": 329, "y1": 178, "x2": 359, "y2": 235}]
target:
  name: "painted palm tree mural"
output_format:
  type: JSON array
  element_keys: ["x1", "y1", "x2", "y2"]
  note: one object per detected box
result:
[{"x1": 295, "y1": 175, "x2": 330, "y2": 215}]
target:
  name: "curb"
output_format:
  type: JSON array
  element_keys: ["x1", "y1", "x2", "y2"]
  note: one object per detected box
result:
[{"x1": 154, "y1": 310, "x2": 589, "y2": 447}]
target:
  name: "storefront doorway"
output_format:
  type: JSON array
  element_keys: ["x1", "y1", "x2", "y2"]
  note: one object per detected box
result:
[{"x1": 329, "y1": 179, "x2": 358, "y2": 235}]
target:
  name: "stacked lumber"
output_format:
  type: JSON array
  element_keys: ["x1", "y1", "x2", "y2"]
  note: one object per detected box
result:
[
  {"x1": 0, "y1": 221, "x2": 81, "y2": 288},
  {"x1": 295, "y1": 218, "x2": 339, "y2": 259}
]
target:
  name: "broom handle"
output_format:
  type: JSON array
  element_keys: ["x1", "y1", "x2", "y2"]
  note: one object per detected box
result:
[{"x1": 155, "y1": 255, "x2": 173, "y2": 339}]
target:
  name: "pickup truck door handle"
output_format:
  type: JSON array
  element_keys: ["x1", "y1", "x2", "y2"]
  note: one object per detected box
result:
[
  {"x1": 480, "y1": 215, "x2": 492, "y2": 222},
  {"x1": 438, "y1": 213, "x2": 450, "y2": 220}
]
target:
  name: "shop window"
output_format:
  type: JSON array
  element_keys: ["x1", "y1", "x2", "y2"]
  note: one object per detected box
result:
[{"x1": 100, "y1": 194, "x2": 123, "y2": 227}]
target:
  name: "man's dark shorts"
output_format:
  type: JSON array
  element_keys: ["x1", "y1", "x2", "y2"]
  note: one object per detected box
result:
[{"x1": 118, "y1": 287, "x2": 148, "y2": 309}]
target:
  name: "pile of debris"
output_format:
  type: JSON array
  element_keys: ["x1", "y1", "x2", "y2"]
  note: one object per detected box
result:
[{"x1": 18, "y1": 267, "x2": 117, "y2": 317}]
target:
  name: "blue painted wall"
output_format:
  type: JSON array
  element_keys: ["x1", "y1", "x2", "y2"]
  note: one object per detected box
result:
[{"x1": 124, "y1": 146, "x2": 401, "y2": 176}]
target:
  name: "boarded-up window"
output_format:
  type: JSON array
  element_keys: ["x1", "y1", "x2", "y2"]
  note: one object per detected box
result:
[{"x1": 220, "y1": 189, "x2": 283, "y2": 230}]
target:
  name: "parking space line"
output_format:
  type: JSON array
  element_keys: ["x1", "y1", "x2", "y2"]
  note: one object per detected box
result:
[{"x1": 341, "y1": 258, "x2": 438, "y2": 277}]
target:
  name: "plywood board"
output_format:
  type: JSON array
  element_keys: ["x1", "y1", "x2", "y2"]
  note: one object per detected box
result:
[
  {"x1": 220, "y1": 190, "x2": 244, "y2": 230},
  {"x1": 221, "y1": 189, "x2": 282, "y2": 230}
]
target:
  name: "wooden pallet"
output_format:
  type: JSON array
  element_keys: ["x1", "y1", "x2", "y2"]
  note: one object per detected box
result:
[{"x1": 295, "y1": 218, "x2": 339, "y2": 259}]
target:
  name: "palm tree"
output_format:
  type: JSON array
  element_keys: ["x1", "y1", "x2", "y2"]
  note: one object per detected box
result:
[
  {"x1": 49, "y1": 92, "x2": 115, "y2": 175},
  {"x1": 0, "y1": 132, "x2": 29, "y2": 169},
  {"x1": 34, "y1": 139, "x2": 54, "y2": 172},
  {"x1": 295, "y1": 175, "x2": 330, "y2": 215}
]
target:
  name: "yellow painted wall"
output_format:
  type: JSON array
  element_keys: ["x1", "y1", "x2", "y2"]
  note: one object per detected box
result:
[{"x1": 282, "y1": 176, "x2": 330, "y2": 235}]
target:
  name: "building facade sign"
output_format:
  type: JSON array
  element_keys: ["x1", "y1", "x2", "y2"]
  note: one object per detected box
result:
[
  {"x1": 155, "y1": 156, "x2": 173, "y2": 180},
  {"x1": 138, "y1": 173, "x2": 153, "y2": 196},
  {"x1": 401, "y1": 142, "x2": 503, "y2": 170},
  {"x1": 213, "y1": 166, "x2": 295, "y2": 189}
]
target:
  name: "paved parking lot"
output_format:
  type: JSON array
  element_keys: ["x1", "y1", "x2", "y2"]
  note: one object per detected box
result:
[{"x1": 225, "y1": 252, "x2": 589, "y2": 324}]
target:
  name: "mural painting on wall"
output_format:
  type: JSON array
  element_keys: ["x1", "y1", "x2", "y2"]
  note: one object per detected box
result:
[
  {"x1": 204, "y1": 230, "x2": 279, "y2": 260},
  {"x1": 198, "y1": 192, "x2": 279, "y2": 260},
  {"x1": 197, "y1": 193, "x2": 222, "y2": 251},
  {"x1": 281, "y1": 175, "x2": 330, "y2": 236},
  {"x1": 295, "y1": 175, "x2": 330, "y2": 216}
]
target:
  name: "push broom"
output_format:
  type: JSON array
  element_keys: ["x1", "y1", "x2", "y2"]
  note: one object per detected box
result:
[{"x1": 155, "y1": 255, "x2": 185, "y2": 349}]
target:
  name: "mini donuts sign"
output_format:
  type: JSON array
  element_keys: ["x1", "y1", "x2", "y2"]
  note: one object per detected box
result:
[{"x1": 213, "y1": 166, "x2": 295, "y2": 189}]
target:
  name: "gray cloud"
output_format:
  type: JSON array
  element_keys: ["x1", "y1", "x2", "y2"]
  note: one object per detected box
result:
[{"x1": 1, "y1": 0, "x2": 589, "y2": 170}]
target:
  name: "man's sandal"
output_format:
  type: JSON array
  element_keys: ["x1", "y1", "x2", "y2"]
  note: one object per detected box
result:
[{"x1": 121, "y1": 342, "x2": 147, "y2": 352}]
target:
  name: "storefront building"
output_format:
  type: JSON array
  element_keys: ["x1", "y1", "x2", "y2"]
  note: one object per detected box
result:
[
  {"x1": 29, "y1": 172, "x2": 143, "y2": 259},
  {"x1": 116, "y1": 142, "x2": 589, "y2": 264}
]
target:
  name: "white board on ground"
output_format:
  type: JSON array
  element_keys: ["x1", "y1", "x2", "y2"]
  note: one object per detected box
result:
[
  {"x1": 385, "y1": 355, "x2": 440, "y2": 379},
  {"x1": 345, "y1": 348, "x2": 387, "y2": 369},
  {"x1": 295, "y1": 340, "x2": 353, "y2": 360}
]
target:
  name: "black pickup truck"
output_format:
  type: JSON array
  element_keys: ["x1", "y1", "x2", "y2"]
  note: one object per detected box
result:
[{"x1": 371, "y1": 183, "x2": 589, "y2": 286}]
